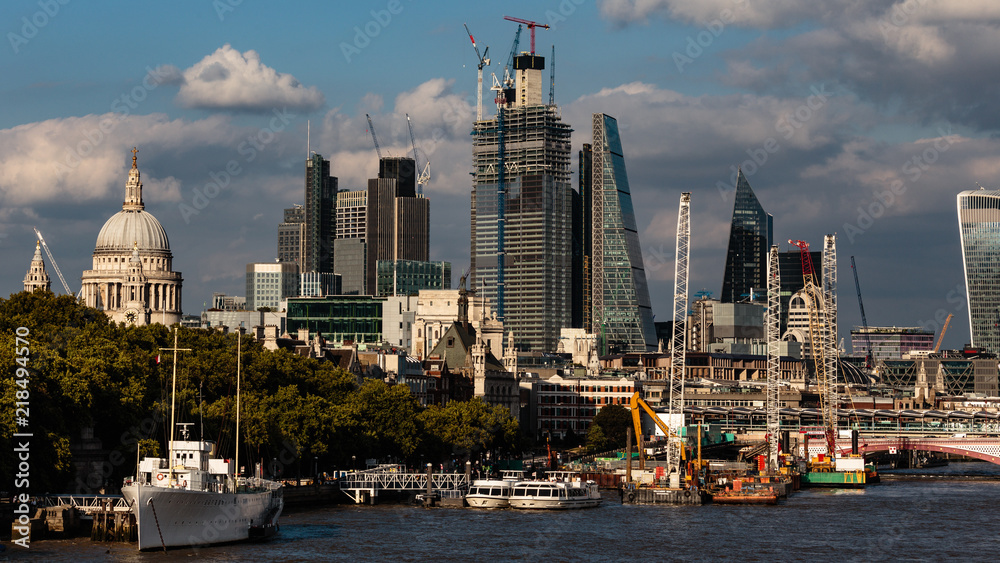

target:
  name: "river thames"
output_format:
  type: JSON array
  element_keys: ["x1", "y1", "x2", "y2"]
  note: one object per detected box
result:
[{"x1": 7, "y1": 462, "x2": 1000, "y2": 562}]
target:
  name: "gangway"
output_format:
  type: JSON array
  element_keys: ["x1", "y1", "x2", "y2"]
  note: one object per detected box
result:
[
  {"x1": 37, "y1": 494, "x2": 132, "y2": 516},
  {"x1": 338, "y1": 464, "x2": 470, "y2": 504}
]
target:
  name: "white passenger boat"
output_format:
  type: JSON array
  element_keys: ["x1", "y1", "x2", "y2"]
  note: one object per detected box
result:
[
  {"x1": 508, "y1": 479, "x2": 603, "y2": 510},
  {"x1": 466, "y1": 479, "x2": 514, "y2": 508},
  {"x1": 121, "y1": 329, "x2": 283, "y2": 550}
]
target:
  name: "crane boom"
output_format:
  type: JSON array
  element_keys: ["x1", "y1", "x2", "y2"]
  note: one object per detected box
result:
[
  {"x1": 934, "y1": 313, "x2": 953, "y2": 352},
  {"x1": 766, "y1": 245, "x2": 781, "y2": 473},
  {"x1": 33, "y1": 227, "x2": 73, "y2": 295},
  {"x1": 667, "y1": 192, "x2": 691, "y2": 481},
  {"x1": 789, "y1": 239, "x2": 836, "y2": 455},
  {"x1": 463, "y1": 23, "x2": 490, "y2": 121},
  {"x1": 405, "y1": 114, "x2": 430, "y2": 195},
  {"x1": 850, "y1": 256, "x2": 874, "y2": 367},
  {"x1": 503, "y1": 15, "x2": 550, "y2": 54},
  {"x1": 365, "y1": 113, "x2": 382, "y2": 160}
]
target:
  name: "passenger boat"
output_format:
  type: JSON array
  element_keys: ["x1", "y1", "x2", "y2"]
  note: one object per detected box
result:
[
  {"x1": 465, "y1": 479, "x2": 513, "y2": 508},
  {"x1": 121, "y1": 329, "x2": 283, "y2": 550},
  {"x1": 508, "y1": 479, "x2": 602, "y2": 510}
]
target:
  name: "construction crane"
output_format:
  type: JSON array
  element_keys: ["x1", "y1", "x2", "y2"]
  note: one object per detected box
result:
[
  {"x1": 789, "y1": 239, "x2": 836, "y2": 457},
  {"x1": 666, "y1": 192, "x2": 691, "y2": 485},
  {"x1": 365, "y1": 113, "x2": 383, "y2": 160},
  {"x1": 463, "y1": 23, "x2": 490, "y2": 122},
  {"x1": 822, "y1": 235, "x2": 839, "y2": 443},
  {"x1": 490, "y1": 70, "x2": 508, "y2": 321},
  {"x1": 33, "y1": 227, "x2": 73, "y2": 296},
  {"x1": 405, "y1": 114, "x2": 431, "y2": 196},
  {"x1": 850, "y1": 256, "x2": 875, "y2": 369},
  {"x1": 502, "y1": 15, "x2": 550, "y2": 55},
  {"x1": 934, "y1": 313, "x2": 954, "y2": 352},
  {"x1": 766, "y1": 245, "x2": 781, "y2": 473},
  {"x1": 500, "y1": 25, "x2": 522, "y2": 93},
  {"x1": 548, "y1": 44, "x2": 555, "y2": 105}
]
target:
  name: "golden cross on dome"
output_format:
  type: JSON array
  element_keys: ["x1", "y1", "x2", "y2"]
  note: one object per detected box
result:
[{"x1": 131, "y1": 147, "x2": 138, "y2": 168}]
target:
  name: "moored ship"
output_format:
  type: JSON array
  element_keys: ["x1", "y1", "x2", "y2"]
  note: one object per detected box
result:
[{"x1": 121, "y1": 328, "x2": 283, "y2": 550}]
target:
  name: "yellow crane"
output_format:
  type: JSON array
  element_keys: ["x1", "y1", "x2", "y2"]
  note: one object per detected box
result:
[{"x1": 934, "y1": 313, "x2": 953, "y2": 353}]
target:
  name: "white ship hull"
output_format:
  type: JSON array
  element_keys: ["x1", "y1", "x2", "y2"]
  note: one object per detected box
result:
[
  {"x1": 466, "y1": 479, "x2": 512, "y2": 509},
  {"x1": 508, "y1": 480, "x2": 603, "y2": 510},
  {"x1": 122, "y1": 480, "x2": 282, "y2": 550}
]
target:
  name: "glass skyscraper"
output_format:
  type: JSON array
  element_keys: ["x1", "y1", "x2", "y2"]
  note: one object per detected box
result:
[
  {"x1": 589, "y1": 113, "x2": 657, "y2": 352},
  {"x1": 721, "y1": 170, "x2": 773, "y2": 303},
  {"x1": 958, "y1": 189, "x2": 1000, "y2": 354}
]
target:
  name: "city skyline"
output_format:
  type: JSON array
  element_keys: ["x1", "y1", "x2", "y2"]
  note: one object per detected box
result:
[{"x1": 3, "y1": 1, "x2": 998, "y2": 350}]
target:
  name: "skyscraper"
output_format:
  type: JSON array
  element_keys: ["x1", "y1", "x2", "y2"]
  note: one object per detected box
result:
[
  {"x1": 379, "y1": 156, "x2": 417, "y2": 198},
  {"x1": 588, "y1": 113, "x2": 656, "y2": 352},
  {"x1": 277, "y1": 204, "x2": 305, "y2": 266},
  {"x1": 471, "y1": 51, "x2": 573, "y2": 352},
  {"x1": 721, "y1": 170, "x2": 773, "y2": 303},
  {"x1": 303, "y1": 153, "x2": 338, "y2": 274},
  {"x1": 958, "y1": 189, "x2": 1000, "y2": 354}
]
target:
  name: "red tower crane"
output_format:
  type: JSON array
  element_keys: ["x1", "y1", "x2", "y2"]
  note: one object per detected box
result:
[{"x1": 503, "y1": 15, "x2": 549, "y2": 54}]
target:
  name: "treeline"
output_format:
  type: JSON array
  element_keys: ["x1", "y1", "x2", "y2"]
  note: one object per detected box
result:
[{"x1": 0, "y1": 291, "x2": 522, "y2": 492}]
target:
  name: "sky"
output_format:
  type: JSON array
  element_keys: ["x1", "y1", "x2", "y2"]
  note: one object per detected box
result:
[{"x1": 2, "y1": 0, "x2": 997, "y2": 351}]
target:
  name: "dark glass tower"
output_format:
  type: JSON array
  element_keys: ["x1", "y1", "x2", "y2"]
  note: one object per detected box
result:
[
  {"x1": 304, "y1": 154, "x2": 338, "y2": 274},
  {"x1": 721, "y1": 170, "x2": 773, "y2": 303}
]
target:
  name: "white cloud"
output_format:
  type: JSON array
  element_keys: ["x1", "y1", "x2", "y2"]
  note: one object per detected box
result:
[
  {"x1": 176, "y1": 45, "x2": 324, "y2": 113},
  {"x1": 0, "y1": 112, "x2": 236, "y2": 207}
]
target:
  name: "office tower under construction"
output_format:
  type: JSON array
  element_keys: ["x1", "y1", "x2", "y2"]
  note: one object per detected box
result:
[{"x1": 471, "y1": 51, "x2": 572, "y2": 352}]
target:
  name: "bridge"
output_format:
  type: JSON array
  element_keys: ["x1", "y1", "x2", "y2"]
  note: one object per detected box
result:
[
  {"x1": 835, "y1": 436, "x2": 1000, "y2": 465},
  {"x1": 339, "y1": 464, "x2": 469, "y2": 504}
]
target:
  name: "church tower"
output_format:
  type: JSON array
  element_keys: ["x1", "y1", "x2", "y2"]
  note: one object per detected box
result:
[{"x1": 23, "y1": 241, "x2": 51, "y2": 292}]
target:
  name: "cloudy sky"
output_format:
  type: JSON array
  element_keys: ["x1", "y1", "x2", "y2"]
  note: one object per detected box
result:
[{"x1": 2, "y1": 0, "x2": 995, "y2": 350}]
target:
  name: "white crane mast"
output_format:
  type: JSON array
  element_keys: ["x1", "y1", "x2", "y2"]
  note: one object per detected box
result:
[
  {"x1": 32, "y1": 227, "x2": 73, "y2": 296},
  {"x1": 667, "y1": 192, "x2": 691, "y2": 480},
  {"x1": 766, "y1": 245, "x2": 781, "y2": 473},
  {"x1": 822, "y1": 234, "x2": 839, "y2": 439}
]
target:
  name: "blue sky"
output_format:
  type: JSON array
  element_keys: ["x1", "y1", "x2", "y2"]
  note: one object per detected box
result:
[{"x1": 3, "y1": 0, "x2": 999, "y2": 351}]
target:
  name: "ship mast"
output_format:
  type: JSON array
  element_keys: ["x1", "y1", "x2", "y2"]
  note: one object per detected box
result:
[
  {"x1": 236, "y1": 329, "x2": 241, "y2": 480},
  {"x1": 161, "y1": 327, "x2": 190, "y2": 483}
]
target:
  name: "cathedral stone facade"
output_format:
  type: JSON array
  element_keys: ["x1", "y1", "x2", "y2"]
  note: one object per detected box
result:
[{"x1": 80, "y1": 149, "x2": 183, "y2": 325}]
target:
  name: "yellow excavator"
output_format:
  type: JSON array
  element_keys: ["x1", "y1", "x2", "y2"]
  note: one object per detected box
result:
[{"x1": 628, "y1": 391, "x2": 697, "y2": 487}]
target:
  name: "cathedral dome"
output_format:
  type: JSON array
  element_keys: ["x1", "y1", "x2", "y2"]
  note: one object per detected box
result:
[
  {"x1": 95, "y1": 209, "x2": 170, "y2": 253},
  {"x1": 93, "y1": 147, "x2": 171, "y2": 254}
]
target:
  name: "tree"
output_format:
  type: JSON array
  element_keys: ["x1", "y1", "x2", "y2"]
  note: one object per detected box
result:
[{"x1": 590, "y1": 404, "x2": 632, "y2": 452}]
